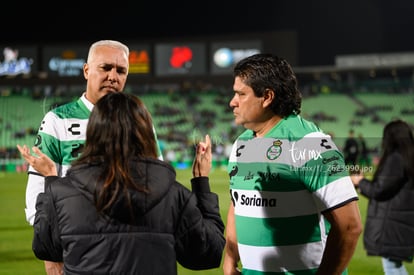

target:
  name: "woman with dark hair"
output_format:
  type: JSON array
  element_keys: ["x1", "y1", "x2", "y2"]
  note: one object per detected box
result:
[
  {"x1": 17, "y1": 92, "x2": 225, "y2": 275},
  {"x1": 352, "y1": 119, "x2": 414, "y2": 275}
]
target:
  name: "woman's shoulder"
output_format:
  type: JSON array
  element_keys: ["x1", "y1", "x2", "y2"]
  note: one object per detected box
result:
[{"x1": 387, "y1": 151, "x2": 403, "y2": 162}]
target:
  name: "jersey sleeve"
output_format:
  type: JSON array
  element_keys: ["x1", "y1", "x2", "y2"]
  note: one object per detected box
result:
[
  {"x1": 24, "y1": 111, "x2": 62, "y2": 225},
  {"x1": 298, "y1": 132, "x2": 358, "y2": 212}
]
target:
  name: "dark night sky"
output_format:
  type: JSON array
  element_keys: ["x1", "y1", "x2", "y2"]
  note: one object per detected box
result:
[{"x1": 3, "y1": 1, "x2": 414, "y2": 66}]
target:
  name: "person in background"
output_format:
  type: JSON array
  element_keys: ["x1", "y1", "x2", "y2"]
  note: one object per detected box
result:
[
  {"x1": 17, "y1": 92, "x2": 225, "y2": 274},
  {"x1": 351, "y1": 119, "x2": 414, "y2": 275},
  {"x1": 357, "y1": 133, "x2": 370, "y2": 167},
  {"x1": 23, "y1": 39, "x2": 163, "y2": 274},
  {"x1": 223, "y1": 53, "x2": 362, "y2": 275},
  {"x1": 343, "y1": 129, "x2": 359, "y2": 167}
]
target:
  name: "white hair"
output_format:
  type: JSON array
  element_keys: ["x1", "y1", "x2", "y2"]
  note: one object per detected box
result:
[{"x1": 87, "y1": 40, "x2": 129, "y2": 63}]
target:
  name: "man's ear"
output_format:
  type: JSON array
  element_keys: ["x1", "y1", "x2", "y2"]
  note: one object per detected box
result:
[
  {"x1": 83, "y1": 63, "x2": 89, "y2": 80},
  {"x1": 263, "y1": 89, "x2": 275, "y2": 107}
]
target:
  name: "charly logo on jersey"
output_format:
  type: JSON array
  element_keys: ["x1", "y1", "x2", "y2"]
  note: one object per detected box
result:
[
  {"x1": 320, "y1": 138, "x2": 332, "y2": 149},
  {"x1": 266, "y1": 139, "x2": 282, "y2": 160},
  {"x1": 68, "y1": 123, "x2": 81, "y2": 135},
  {"x1": 34, "y1": 135, "x2": 42, "y2": 147},
  {"x1": 236, "y1": 144, "x2": 245, "y2": 157}
]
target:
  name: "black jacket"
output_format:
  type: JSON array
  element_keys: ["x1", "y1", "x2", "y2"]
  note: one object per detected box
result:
[
  {"x1": 359, "y1": 152, "x2": 414, "y2": 262},
  {"x1": 32, "y1": 158, "x2": 225, "y2": 274}
]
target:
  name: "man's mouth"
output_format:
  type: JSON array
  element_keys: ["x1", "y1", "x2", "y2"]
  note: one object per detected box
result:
[{"x1": 102, "y1": 86, "x2": 117, "y2": 92}]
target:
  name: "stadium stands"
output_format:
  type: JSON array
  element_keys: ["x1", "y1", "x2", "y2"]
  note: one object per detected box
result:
[{"x1": 1, "y1": 84, "x2": 413, "y2": 171}]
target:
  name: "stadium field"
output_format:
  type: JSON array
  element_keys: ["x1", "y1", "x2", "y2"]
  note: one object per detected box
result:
[{"x1": 0, "y1": 170, "x2": 413, "y2": 275}]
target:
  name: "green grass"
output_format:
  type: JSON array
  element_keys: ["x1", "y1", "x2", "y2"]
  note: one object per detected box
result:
[{"x1": 1, "y1": 169, "x2": 413, "y2": 275}]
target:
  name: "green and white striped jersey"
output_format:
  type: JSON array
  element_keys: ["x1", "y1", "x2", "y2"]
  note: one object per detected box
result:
[
  {"x1": 227, "y1": 114, "x2": 357, "y2": 274},
  {"x1": 25, "y1": 94, "x2": 163, "y2": 225},
  {"x1": 35, "y1": 96, "x2": 90, "y2": 171}
]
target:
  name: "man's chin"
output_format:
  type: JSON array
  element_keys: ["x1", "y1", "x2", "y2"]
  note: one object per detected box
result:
[
  {"x1": 102, "y1": 87, "x2": 119, "y2": 93},
  {"x1": 233, "y1": 119, "x2": 242, "y2": 126}
]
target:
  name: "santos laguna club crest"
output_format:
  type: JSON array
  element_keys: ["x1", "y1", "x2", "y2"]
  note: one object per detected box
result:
[{"x1": 266, "y1": 139, "x2": 282, "y2": 160}]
